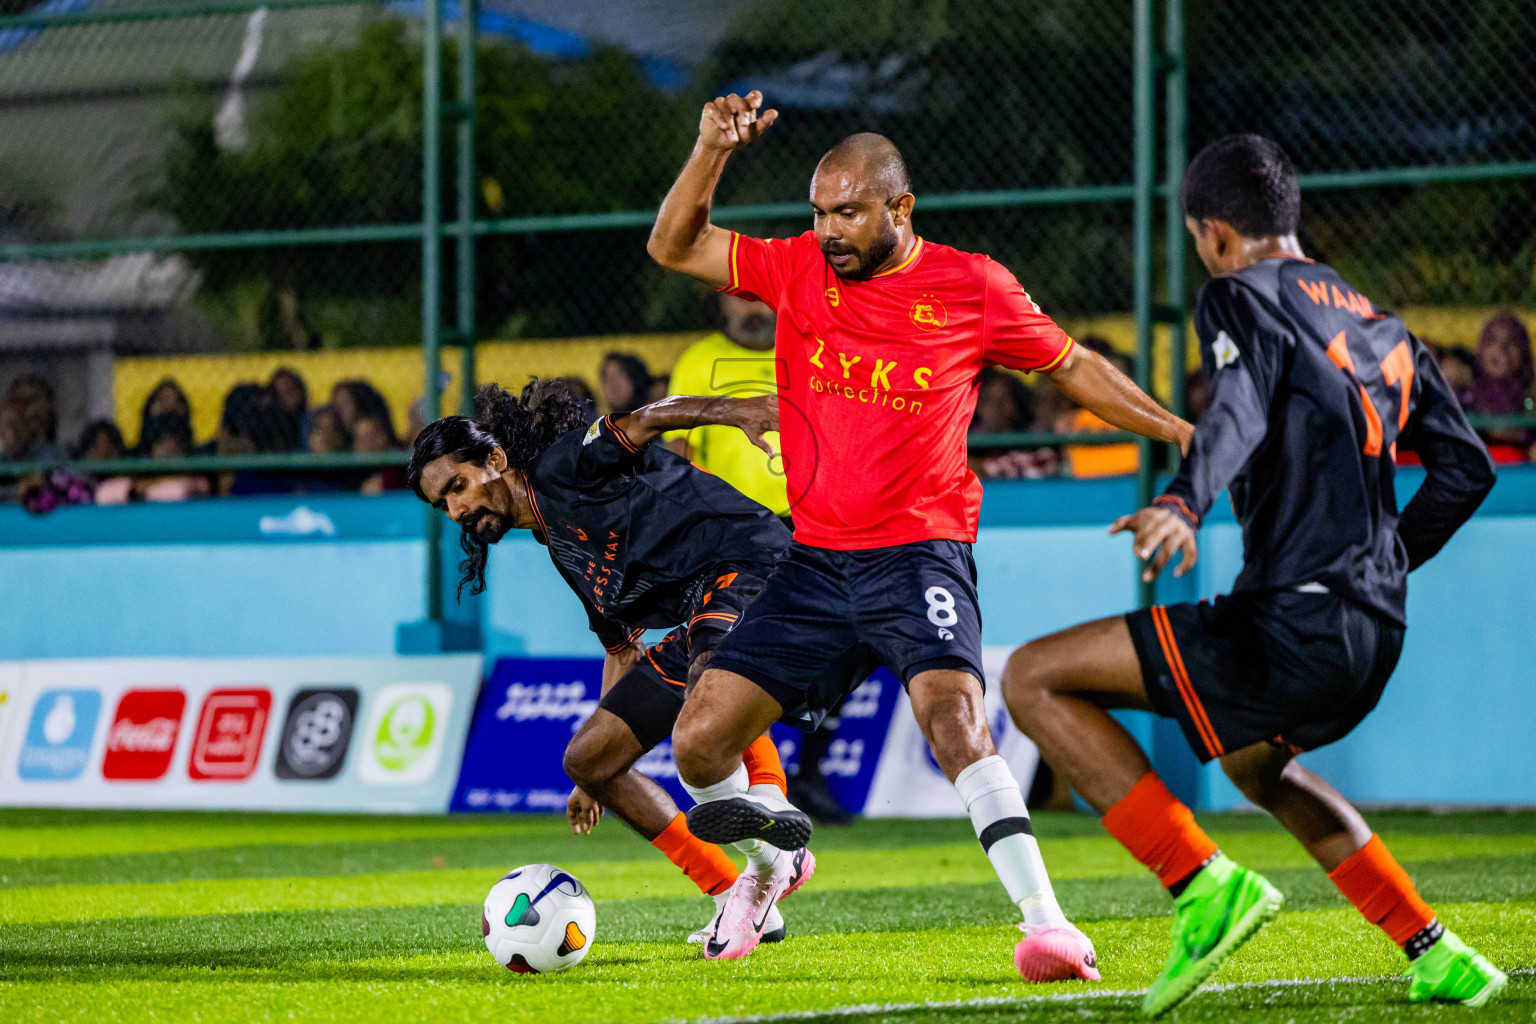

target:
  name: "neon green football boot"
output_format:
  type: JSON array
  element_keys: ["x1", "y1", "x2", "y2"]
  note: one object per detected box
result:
[
  {"x1": 1142, "y1": 854, "x2": 1284, "y2": 1017},
  {"x1": 1407, "y1": 928, "x2": 1507, "y2": 1006}
]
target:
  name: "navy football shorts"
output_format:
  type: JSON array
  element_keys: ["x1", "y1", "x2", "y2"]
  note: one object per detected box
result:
[
  {"x1": 1127, "y1": 589, "x2": 1405, "y2": 763},
  {"x1": 709, "y1": 539, "x2": 986, "y2": 730},
  {"x1": 598, "y1": 567, "x2": 768, "y2": 751}
]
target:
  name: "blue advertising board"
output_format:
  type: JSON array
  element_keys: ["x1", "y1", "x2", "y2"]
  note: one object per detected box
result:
[{"x1": 452, "y1": 657, "x2": 903, "y2": 815}]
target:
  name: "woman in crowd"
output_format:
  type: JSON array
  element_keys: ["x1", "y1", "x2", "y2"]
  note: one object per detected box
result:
[
  {"x1": 1469, "y1": 311, "x2": 1534, "y2": 462},
  {"x1": 599, "y1": 352, "x2": 651, "y2": 416}
]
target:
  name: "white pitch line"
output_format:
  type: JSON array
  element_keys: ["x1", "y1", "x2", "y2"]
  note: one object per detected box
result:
[{"x1": 686, "y1": 967, "x2": 1534, "y2": 1023}]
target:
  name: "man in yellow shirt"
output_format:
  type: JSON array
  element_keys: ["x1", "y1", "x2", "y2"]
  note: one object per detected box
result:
[{"x1": 665, "y1": 294, "x2": 788, "y2": 518}]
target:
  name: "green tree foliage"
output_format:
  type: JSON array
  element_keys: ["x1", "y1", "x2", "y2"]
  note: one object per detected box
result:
[{"x1": 153, "y1": 19, "x2": 690, "y2": 347}]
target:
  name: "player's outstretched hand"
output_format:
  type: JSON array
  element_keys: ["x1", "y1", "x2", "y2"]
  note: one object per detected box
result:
[
  {"x1": 1111, "y1": 506, "x2": 1198, "y2": 583},
  {"x1": 699, "y1": 90, "x2": 778, "y2": 152},
  {"x1": 567, "y1": 786, "x2": 604, "y2": 835},
  {"x1": 722, "y1": 394, "x2": 779, "y2": 455}
]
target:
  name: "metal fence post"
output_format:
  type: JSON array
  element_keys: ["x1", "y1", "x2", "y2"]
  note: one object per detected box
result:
[
  {"x1": 421, "y1": 0, "x2": 444, "y2": 627},
  {"x1": 1164, "y1": 0, "x2": 1188, "y2": 427},
  {"x1": 456, "y1": 0, "x2": 478, "y2": 416},
  {"x1": 1132, "y1": 0, "x2": 1156, "y2": 609}
]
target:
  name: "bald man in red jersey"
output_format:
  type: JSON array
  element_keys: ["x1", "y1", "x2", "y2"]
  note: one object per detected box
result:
[{"x1": 649, "y1": 90, "x2": 1193, "y2": 971}]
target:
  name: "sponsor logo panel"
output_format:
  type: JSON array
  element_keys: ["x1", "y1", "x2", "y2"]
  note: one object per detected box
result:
[
  {"x1": 102, "y1": 689, "x2": 186, "y2": 781},
  {"x1": 18, "y1": 689, "x2": 101, "y2": 781},
  {"x1": 189, "y1": 688, "x2": 271, "y2": 781},
  {"x1": 358, "y1": 683, "x2": 452, "y2": 785},
  {"x1": 275, "y1": 687, "x2": 359, "y2": 781}
]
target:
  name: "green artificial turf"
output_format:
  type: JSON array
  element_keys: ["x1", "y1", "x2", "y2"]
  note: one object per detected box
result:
[{"x1": 1, "y1": 809, "x2": 1532, "y2": 1023}]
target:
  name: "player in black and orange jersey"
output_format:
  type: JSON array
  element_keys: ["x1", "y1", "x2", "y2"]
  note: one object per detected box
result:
[
  {"x1": 1001, "y1": 135, "x2": 1504, "y2": 1015},
  {"x1": 409, "y1": 380, "x2": 812, "y2": 950},
  {"x1": 649, "y1": 90, "x2": 1193, "y2": 972}
]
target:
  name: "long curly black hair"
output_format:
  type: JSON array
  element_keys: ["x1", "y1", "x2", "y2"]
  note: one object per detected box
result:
[{"x1": 408, "y1": 379, "x2": 593, "y2": 597}]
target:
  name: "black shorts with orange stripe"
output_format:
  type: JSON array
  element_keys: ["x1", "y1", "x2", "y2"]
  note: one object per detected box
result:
[
  {"x1": 1126, "y1": 589, "x2": 1404, "y2": 763},
  {"x1": 596, "y1": 568, "x2": 769, "y2": 751}
]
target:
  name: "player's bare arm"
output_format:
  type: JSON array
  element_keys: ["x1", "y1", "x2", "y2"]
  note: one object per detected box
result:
[
  {"x1": 647, "y1": 90, "x2": 778, "y2": 288},
  {"x1": 1047, "y1": 344, "x2": 1194, "y2": 452},
  {"x1": 1110, "y1": 505, "x2": 1198, "y2": 583},
  {"x1": 613, "y1": 394, "x2": 777, "y2": 454}
]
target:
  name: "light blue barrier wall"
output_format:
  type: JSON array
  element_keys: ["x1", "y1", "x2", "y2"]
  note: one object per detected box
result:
[{"x1": 4, "y1": 469, "x2": 1533, "y2": 808}]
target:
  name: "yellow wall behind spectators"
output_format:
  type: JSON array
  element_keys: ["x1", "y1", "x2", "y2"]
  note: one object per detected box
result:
[
  {"x1": 116, "y1": 305, "x2": 1530, "y2": 445},
  {"x1": 116, "y1": 332, "x2": 708, "y2": 446}
]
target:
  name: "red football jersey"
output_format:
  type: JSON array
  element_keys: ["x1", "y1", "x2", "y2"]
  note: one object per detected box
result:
[{"x1": 722, "y1": 230, "x2": 1074, "y2": 549}]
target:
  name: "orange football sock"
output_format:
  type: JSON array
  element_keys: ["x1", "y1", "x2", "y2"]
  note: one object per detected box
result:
[
  {"x1": 651, "y1": 812, "x2": 738, "y2": 897},
  {"x1": 1101, "y1": 771, "x2": 1220, "y2": 889},
  {"x1": 1328, "y1": 833, "x2": 1436, "y2": 947},
  {"x1": 743, "y1": 734, "x2": 788, "y2": 795}
]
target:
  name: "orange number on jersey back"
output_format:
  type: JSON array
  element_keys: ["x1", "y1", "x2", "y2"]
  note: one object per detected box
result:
[{"x1": 1326, "y1": 332, "x2": 1415, "y2": 457}]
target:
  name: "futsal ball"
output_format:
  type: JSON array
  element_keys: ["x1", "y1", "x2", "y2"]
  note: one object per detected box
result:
[{"x1": 482, "y1": 863, "x2": 596, "y2": 973}]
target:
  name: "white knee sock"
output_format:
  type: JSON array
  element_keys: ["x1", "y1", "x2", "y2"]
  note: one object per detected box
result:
[
  {"x1": 954, "y1": 754, "x2": 1071, "y2": 933},
  {"x1": 681, "y1": 763, "x2": 775, "y2": 868}
]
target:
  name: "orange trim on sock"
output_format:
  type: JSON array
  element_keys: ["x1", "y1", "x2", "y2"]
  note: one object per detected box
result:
[
  {"x1": 742, "y1": 734, "x2": 787, "y2": 795},
  {"x1": 651, "y1": 812, "x2": 739, "y2": 897},
  {"x1": 1327, "y1": 833, "x2": 1436, "y2": 947},
  {"x1": 1101, "y1": 771, "x2": 1220, "y2": 889}
]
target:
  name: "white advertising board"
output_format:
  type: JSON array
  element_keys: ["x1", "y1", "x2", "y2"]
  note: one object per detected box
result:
[
  {"x1": 861, "y1": 645, "x2": 1041, "y2": 817},
  {"x1": 0, "y1": 655, "x2": 481, "y2": 813}
]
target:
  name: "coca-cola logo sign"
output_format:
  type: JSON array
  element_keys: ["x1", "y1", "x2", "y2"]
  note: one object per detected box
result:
[{"x1": 101, "y1": 690, "x2": 186, "y2": 781}]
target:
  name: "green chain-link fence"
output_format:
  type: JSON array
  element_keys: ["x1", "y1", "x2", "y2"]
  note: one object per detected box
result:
[{"x1": 0, "y1": 0, "x2": 1532, "y2": 626}]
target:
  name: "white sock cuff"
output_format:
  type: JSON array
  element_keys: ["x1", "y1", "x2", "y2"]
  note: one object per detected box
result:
[
  {"x1": 682, "y1": 763, "x2": 749, "y2": 806},
  {"x1": 953, "y1": 754, "x2": 1021, "y2": 810}
]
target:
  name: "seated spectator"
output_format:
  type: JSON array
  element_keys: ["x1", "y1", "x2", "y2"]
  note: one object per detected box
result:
[
  {"x1": 1434, "y1": 344, "x2": 1478, "y2": 410},
  {"x1": 558, "y1": 376, "x2": 596, "y2": 407},
  {"x1": 138, "y1": 378, "x2": 191, "y2": 453},
  {"x1": 217, "y1": 383, "x2": 300, "y2": 496},
  {"x1": 1470, "y1": 311, "x2": 1534, "y2": 462},
  {"x1": 133, "y1": 413, "x2": 210, "y2": 503},
  {"x1": 269, "y1": 367, "x2": 308, "y2": 421},
  {"x1": 969, "y1": 368, "x2": 1055, "y2": 479},
  {"x1": 331, "y1": 379, "x2": 391, "y2": 436},
  {"x1": 599, "y1": 352, "x2": 651, "y2": 415},
  {"x1": 1, "y1": 373, "x2": 68, "y2": 463},
  {"x1": 307, "y1": 405, "x2": 349, "y2": 454},
  {"x1": 648, "y1": 374, "x2": 671, "y2": 405},
  {"x1": 353, "y1": 411, "x2": 406, "y2": 495},
  {"x1": 75, "y1": 420, "x2": 126, "y2": 462}
]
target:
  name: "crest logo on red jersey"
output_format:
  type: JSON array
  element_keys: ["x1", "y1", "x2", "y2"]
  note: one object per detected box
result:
[{"x1": 910, "y1": 296, "x2": 947, "y2": 331}]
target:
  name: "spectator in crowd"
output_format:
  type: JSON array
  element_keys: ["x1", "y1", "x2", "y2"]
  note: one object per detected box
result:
[
  {"x1": 353, "y1": 409, "x2": 406, "y2": 495},
  {"x1": 557, "y1": 375, "x2": 596, "y2": 406},
  {"x1": 1435, "y1": 345, "x2": 1478, "y2": 409},
  {"x1": 648, "y1": 374, "x2": 671, "y2": 404},
  {"x1": 331, "y1": 379, "x2": 391, "y2": 435},
  {"x1": 1470, "y1": 311, "x2": 1534, "y2": 461},
  {"x1": 75, "y1": 420, "x2": 126, "y2": 462},
  {"x1": 306, "y1": 405, "x2": 348, "y2": 454},
  {"x1": 269, "y1": 367, "x2": 308, "y2": 417},
  {"x1": 132, "y1": 413, "x2": 210, "y2": 502},
  {"x1": 216, "y1": 383, "x2": 300, "y2": 495},
  {"x1": 969, "y1": 367, "x2": 1055, "y2": 479},
  {"x1": 138, "y1": 378, "x2": 191, "y2": 452},
  {"x1": 599, "y1": 352, "x2": 651, "y2": 415},
  {"x1": 1059, "y1": 337, "x2": 1140, "y2": 478},
  {"x1": 1, "y1": 373, "x2": 67, "y2": 464}
]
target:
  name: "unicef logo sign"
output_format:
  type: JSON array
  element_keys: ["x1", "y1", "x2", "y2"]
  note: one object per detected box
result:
[{"x1": 359, "y1": 683, "x2": 453, "y2": 785}]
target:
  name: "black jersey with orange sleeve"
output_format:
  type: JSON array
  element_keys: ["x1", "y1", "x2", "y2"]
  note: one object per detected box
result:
[
  {"x1": 522, "y1": 414, "x2": 790, "y2": 651},
  {"x1": 1156, "y1": 257, "x2": 1495, "y2": 625}
]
